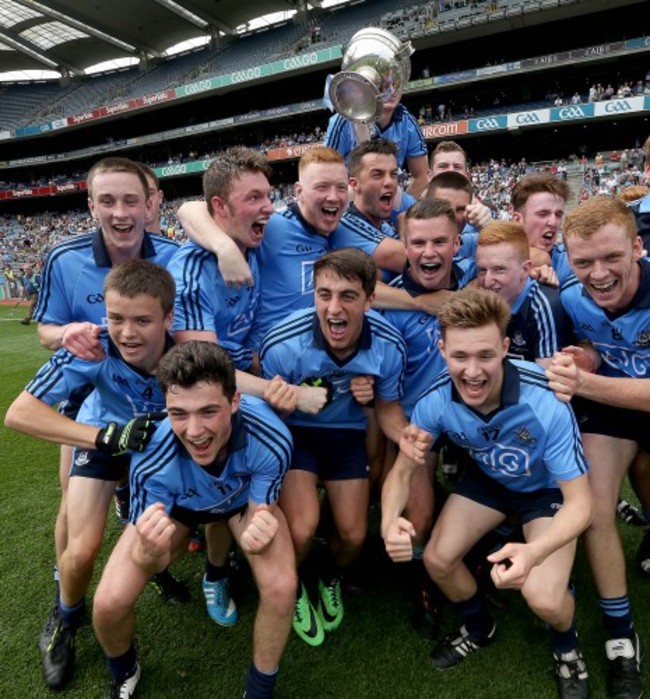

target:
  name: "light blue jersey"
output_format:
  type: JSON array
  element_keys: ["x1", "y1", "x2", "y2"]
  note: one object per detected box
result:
[
  {"x1": 260, "y1": 308, "x2": 406, "y2": 429},
  {"x1": 34, "y1": 229, "x2": 178, "y2": 326},
  {"x1": 25, "y1": 329, "x2": 167, "y2": 427},
  {"x1": 560, "y1": 259, "x2": 650, "y2": 379},
  {"x1": 129, "y1": 396, "x2": 292, "y2": 527},
  {"x1": 383, "y1": 260, "x2": 475, "y2": 417},
  {"x1": 250, "y1": 203, "x2": 330, "y2": 345},
  {"x1": 411, "y1": 360, "x2": 588, "y2": 491},
  {"x1": 324, "y1": 105, "x2": 427, "y2": 169},
  {"x1": 168, "y1": 241, "x2": 260, "y2": 370}
]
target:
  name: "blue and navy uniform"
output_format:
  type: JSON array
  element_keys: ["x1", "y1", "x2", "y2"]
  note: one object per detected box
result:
[
  {"x1": 506, "y1": 278, "x2": 574, "y2": 362},
  {"x1": 167, "y1": 241, "x2": 260, "y2": 371},
  {"x1": 21, "y1": 271, "x2": 41, "y2": 296},
  {"x1": 392, "y1": 191, "x2": 417, "y2": 230},
  {"x1": 383, "y1": 260, "x2": 475, "y2": 417},
  {"x1": 560, "y1": 260, "x2": 650, "y2": 379},
  {"x1": 250, "y1": 204, "x2": 330, "y2": 345},
  {"x1": 331, "y1": 204, "x2": 400, "y2": 281},
  {"x1": 260, "y1": 308, "x2": 406, "y2": 430},
  {"x1": 411, "y1": 360, "x2": 588, "y2": 492},
  {"x1": 324, "y1": 105, "x2": 427, "y2": 169},
  {"x1": 560, "y1": 260, "x2": 650, "y2": 446},
  {"x1": 34, "y1": 229, "x2": 178, "y2": 326},
  {"x1": 129, "y1": 396, "x2": 292, "y2": 528},
  {"x1": 457, "y1": 226, "x2": 479, "y2": 261},
  {"x1": 25, "y1": 330, "x2": 169, "y2": 480}
]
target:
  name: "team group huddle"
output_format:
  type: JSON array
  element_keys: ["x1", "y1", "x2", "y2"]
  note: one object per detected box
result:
[{"x1": 5, "y1": 129, "x2": 650, "y2": 699}]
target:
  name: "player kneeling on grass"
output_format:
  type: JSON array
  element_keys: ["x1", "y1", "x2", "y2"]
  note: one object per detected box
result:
[
  {"x1": 92, "y1": 341, "x2": 296, "y2": 699},
  {"x1": 5, "y1": 260, "x2": 173, "y2": 691},
  {"x1": 381, "y1": 287, "x2": 593, "y2": 699}
]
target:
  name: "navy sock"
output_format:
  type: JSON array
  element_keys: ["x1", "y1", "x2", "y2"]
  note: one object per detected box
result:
[
  {"x1": 550, "y1": 616, "x2": 578, "y2": 654},
  {"x1": 205, "y1": 560, "x2": 229, "y2": 582},
  {"x1": 59, "y1": 598, "x2": 84, "y2": 628},
  {"x1": 454, "y1": 592, "x2": 493, "y2": 641},
  {"x1": 107, "y1": 645, "x2": 138, "y2": 683},
  {"x1": 599, "y1": 596, "x2": 634, "y2": 639},
  {"x1": 244, "y1": 663, "x2": 277, "y2": 699}
]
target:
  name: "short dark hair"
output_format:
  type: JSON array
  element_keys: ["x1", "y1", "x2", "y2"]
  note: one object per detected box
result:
[
  {"x1": 87, "y1": 157, "x2": 149, "y2": 199},
  {"x1": 313, "y1": 248, "x2": 377, "y2": 298},
  {"x1": 404, "y1": 198, "x2": 457, "y2": 235},
  {"x1": 104, "y1": 260, "x2": 175, "y2": 315},
  {"x1": 156, "y1": 341, "x2": 237, "y2": 402},
  {"x1": 427, "y1": 171, "x2": 473, "y2": 198},
  {"x1": 348, "y1": 138, "x2": 398, "y2": 178},
  {"x1": 203, "y1": 147, "x2": 272, "y2": 215},
  {"x1": 511, "y1": 173, "x2": 570, "y2": 212}
]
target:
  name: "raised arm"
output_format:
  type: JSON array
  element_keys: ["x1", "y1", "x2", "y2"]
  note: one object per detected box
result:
[{"x1": 176, "y1": 200, "x2": 252, "y2": 287}]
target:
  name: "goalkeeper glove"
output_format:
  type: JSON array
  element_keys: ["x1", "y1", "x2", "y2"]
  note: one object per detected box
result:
[{"x1": 95, "y1": 412, "x2": 166, "y2": 455}]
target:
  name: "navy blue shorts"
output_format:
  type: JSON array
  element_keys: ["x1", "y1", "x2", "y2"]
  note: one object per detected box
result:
[
  {"x1": 289, "y1": 426, "x2": 368, "y2": 481},
  {"x1": 70, "y1": 448, "x2": 130, "y2": 481},
  {"x1": 456, "y1": 462, "x2": 563, "y2": 524},
  {"x1": 572, "y1": 397, "x2": 650, "y2": 451}
]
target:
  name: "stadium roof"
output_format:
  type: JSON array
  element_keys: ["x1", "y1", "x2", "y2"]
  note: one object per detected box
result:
[{"x1": 0, "y1": 0, "x2": 332, "y2": 79}]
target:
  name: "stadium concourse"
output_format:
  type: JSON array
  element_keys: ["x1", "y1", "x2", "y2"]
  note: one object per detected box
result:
[{"x1": 2, "y1": 1, "x2": 650, "y2": 698}]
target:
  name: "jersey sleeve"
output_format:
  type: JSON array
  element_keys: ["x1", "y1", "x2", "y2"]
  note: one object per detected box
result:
[
  {"x1": 375, "y1": 335, "x2": 407, "y2": 401},
  {"x1": 542, "y1": 400, "x2": 589, "y2": 483},
  {"x1": 170, "y1": 250, "x2": 218, "y2": 334},
  {"x1": 33, "y1": 254, "x2": 73, "y2": 324},
  {"x1": 330, "y1": 218, "x2": 385, "y2": 257},
  {"x1": 323, "y1": 114, "x2": 353, "y2": 160},
  {"x1": 410, "y1": 390, "x2": 443, "y2": 442},
  {"x1": 25, "y1": 348, "x2": 101, "y2": 405}
]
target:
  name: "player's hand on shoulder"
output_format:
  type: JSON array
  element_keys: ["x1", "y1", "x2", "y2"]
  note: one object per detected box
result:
[
  {"x1": 399, "y1": 423, "x2": 433, "y2": 465},
  {"x1": 241, "y1": 505, "x2": 279, "y2": 554},
  {"x1": 62, "y1": 321, "x2": 104, "y2": 360},
  {"x1": 487, "y1": 543, "x2": 535, "y2": 590},
  {"x1": 135, "y1": 503, "x2": 176, "y2": 564},
  {"x1": 382, "y1": 516, "x2": 416, "y2": 562},
  {"x1": 350, "y1": 375, "x2": 375, "y2": 405}
]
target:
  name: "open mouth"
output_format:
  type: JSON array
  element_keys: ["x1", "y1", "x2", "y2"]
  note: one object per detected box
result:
[
  {"x1": 328, "y1": 318, "x2": 347, "y2": 340},
  {"x1": 462, "y1": 378, "x2": 486, "y2": 398},
  {"x1": 420, "y1": 262, "x2": 442, "y2": 274},
  {"x1": 251, "y1": 219, "x2": 268, "y2": 238},
  {"x1": 113, "y1": 223, "x2": 134, "y2": 235},
  {"x1": 121, "y1": 342, "x2": 142, "y2": 355},
  {"x1": 591, "y1": 279, "x2": 617, "y2": 294},
  {"x1": 188, "y1": 436, "x2": 212, "y2": 458},
  {"x1": 379, "y1": 192, "x2": 393, "y2": 208}
]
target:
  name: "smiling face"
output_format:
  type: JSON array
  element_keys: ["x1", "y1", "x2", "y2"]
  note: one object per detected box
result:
[
  {"x1": 430, "y1": 151, "x2": 468, "y2": 178},
  {"x1": 213, "y1": 171, "x2": 274, "y2": 252},
  {"x1": 439, "y1": 322, "x2": 509, "y2": 414},
  {"x1": 476, "y1": 242, "x2": 531, "y2": 306},
  {"x1": 105, "y1": 290, "x2": 171, "y2": 374},
  {"x1": 512, "y1": 192, "x2": 565, "y2": 252},
  {"x1": 405, "y1": 215, "x2": 459, "y2": 290},
  {"x1": 166, "y1": 381, "x2": 239, "y2": 466},
  {"x1": 295, "y1": 161, "x2": 349, "y2": 236},
  {"x1": 350, "y1": 153, "x2": 398, "y2": 225},
  {"x1": 314, "y1": 270, "x2": 373, "y2": 360},
  {"x1": 88, "y1": 171, "x2": 151, "y2": 261},
  {"x1": 566, "y1": 223, "x2": 643, "y2": 312}
]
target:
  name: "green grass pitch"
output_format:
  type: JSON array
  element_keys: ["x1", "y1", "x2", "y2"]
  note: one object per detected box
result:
[{"x1": 0, "y1": 305, "x2": 648, "y2": 698}]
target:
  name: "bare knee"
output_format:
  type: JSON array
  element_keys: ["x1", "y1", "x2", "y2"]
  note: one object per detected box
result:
[
  {"x1": 523, "y1": 586, "x2": 568, "y2": 624},
  {"x1": 336, "y1": 523, "x2": 367, "y2": 553},
  {"x1": 258, "y1": 568, "x2": 297, "y2": 616},
  {"x1": 424, "y1": 546, "x2": 459, "y2": 581},
  {"x1": 64, "y1": 536, "x2": 102, "y2": 572}
]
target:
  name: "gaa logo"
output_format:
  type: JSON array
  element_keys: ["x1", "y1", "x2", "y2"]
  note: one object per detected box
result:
[
  {"x1": 475, "y1": 118, "x2": 500, "y2": 130},
  {"x1": 515, "y1": 112, "x2": 540, "y2": 125},
  {"x1": 558, "y1": 107, "x2": 586, "y2": 120},
  {"x1": 605, "y1": 100, "x2": 632, "y2": 113}
]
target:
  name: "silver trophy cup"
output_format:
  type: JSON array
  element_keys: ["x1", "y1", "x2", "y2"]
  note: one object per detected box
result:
[{"x1": 328, "y1": 28, "x2": 414, "y2": 124}]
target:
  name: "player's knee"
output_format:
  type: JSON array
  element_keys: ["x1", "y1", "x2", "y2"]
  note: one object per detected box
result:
[
  {"x1": 523, "y1": 585, "x2": 566, "y2": 623},
  {"x1": 289, "y1": 519, "x2": 318, "y2": 553},
  {"x1": 65, "y1": 537, "x2": 102, "y2": 572},
  {"x1": 338, "y1": 523, "x2": 367, "y2": 552},
  {"x1": 423, "y1": 546, "x2": 457, "y2": 580},
  {"x1": 259, "y1": 566, "x2": 297, "y2": 615}
]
